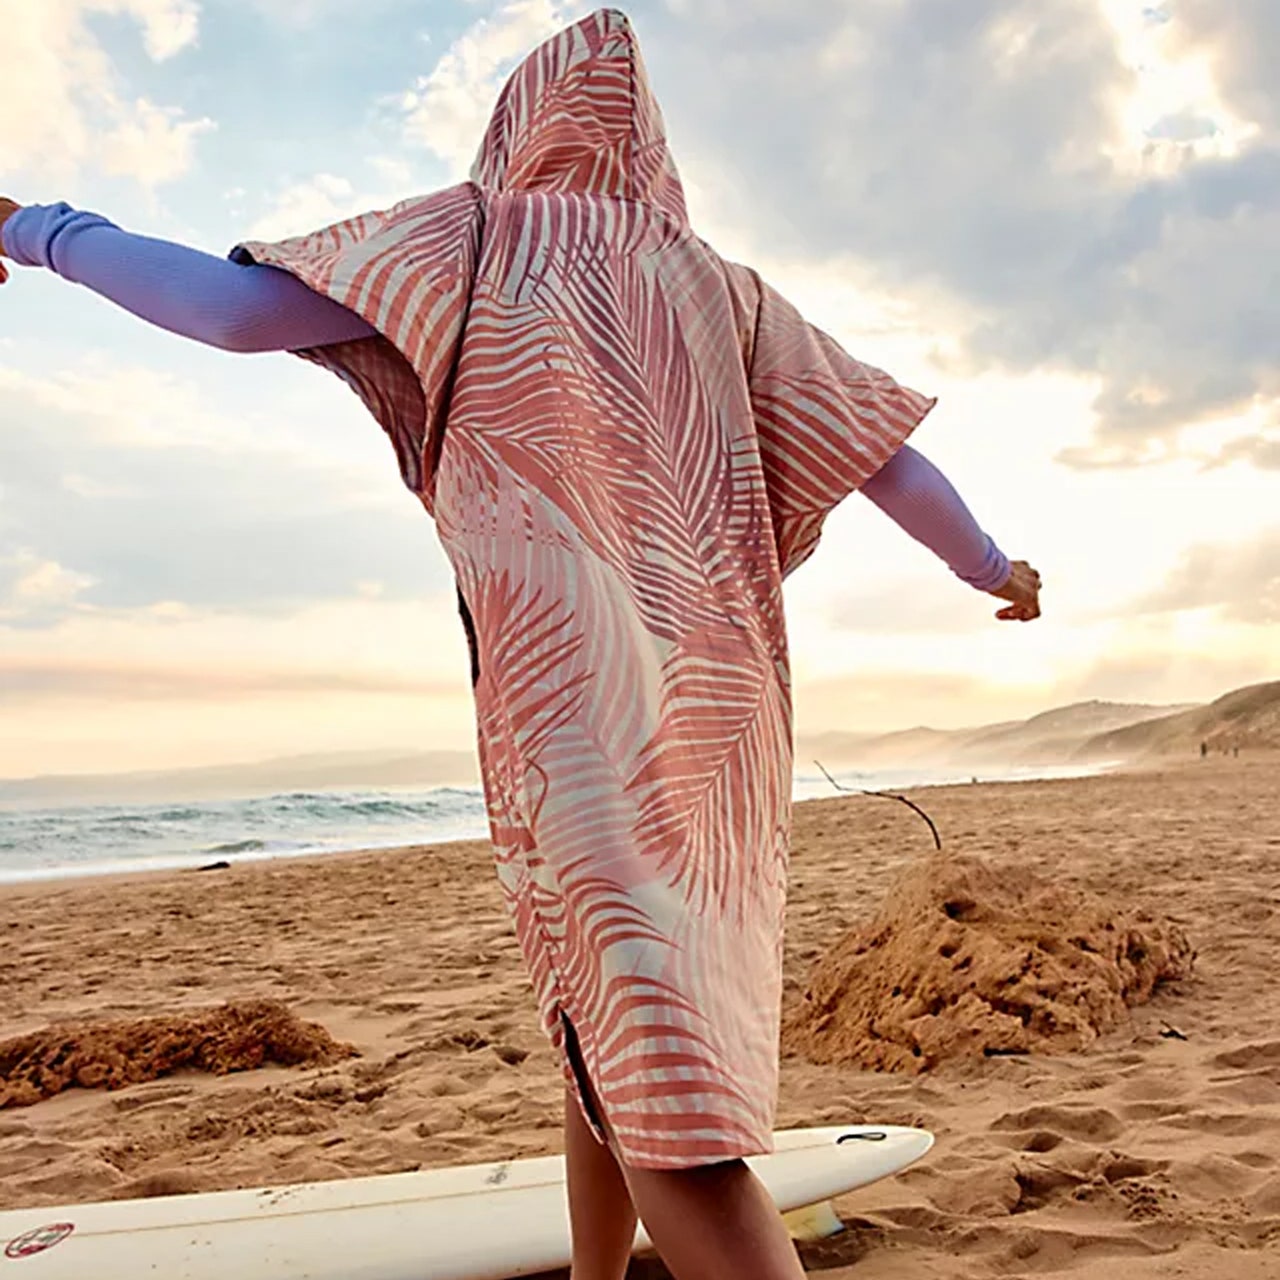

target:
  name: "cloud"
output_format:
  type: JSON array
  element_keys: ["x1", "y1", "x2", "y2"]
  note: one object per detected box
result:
[
  {"x1": 233, "y1": 0, "x2": 341, "y2": 27},
  {"x1": 235, "y1": 0, "x2": 404, "y2": 29},
  {"x1": 242, "y1": 170, "x2": 408, "y2": 242},
  {"x1": 0, "y1": 0, "x2": 211, "y2": 188},
  {"x1": 636, "y1": 0, "x2": 1280, "y2": 465},
  {"x1": 827, "y1": 580, "x2": 996, "y2": 635},
  {"x1": 1171, "y1": 0, "x2": 1280, "y2": 135},
  {"x1": 1146, "y1": 111, "x2": 1220, "y2": 143},
  {"x1": 100, "y1": 97, "x2": 214, "y2": 188},
  {"x1": 399, "y1": 0, "x2": 590, "y2": 177},
  {"x1": 0, "y1": 359, "x2": 299, "y2": 454},
  {"x1": 793, "y1": 668, "x2": 999, "y2": 735},
  {"x1": 1205, "y1": 432, "x2": 1280, "y2": 471},
  {"x1": 0, "y1": 657, "x2": 456, "y2": 705},
  {"x1": 0, "y1": 358, "x2": 452, "y2": 622},
  {"x1": 125, "y1": 0, "x2": 201, "y2": 59},
  {"x1": 1141, "y1": 526, "x2": 1280, "y2": 624},
  {"x1": 0, "y1": 552, "x2": 96, "y2": 629}
]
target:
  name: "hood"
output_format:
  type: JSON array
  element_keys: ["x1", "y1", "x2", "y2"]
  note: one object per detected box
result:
[{"x1": 470, "y1": 8, "x2": 688, "y2": 225}]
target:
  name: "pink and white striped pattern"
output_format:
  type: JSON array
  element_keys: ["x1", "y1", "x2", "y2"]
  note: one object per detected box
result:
[{"x1": 235, "y1": 8, "x2": 934, "y2": 1169}]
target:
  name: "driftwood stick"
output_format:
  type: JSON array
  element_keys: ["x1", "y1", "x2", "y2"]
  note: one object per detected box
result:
[{"x1": 813, "y1": 761, "x2": 943, "y2": 851}]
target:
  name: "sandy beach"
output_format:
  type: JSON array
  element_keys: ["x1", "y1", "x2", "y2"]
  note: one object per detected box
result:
[{"x1": 2, "y1": 756, "x2": 1278, "y2": 1278}]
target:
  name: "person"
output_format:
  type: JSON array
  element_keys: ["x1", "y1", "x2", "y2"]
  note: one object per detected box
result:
[{"x1": 0, "y1": 10, "x2": 1041, "y2": 1277}]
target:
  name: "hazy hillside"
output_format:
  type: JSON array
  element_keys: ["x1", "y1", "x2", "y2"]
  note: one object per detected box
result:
[
  {"x1": 957, "y1": 701, "x2": 1191, "y2": 765},
  {"x1": 1079, "y1": 682, "x2": 1280, "y2": 760},
  {"x1": 4, "y1": 683, "x2": 1275, "y2": 808},
  {"x1": 800, "y1": 700, "x2": 1184, "y2": 770},
  {"x1": 801, "y1": 725, "x2": 979, "y2": 768}
]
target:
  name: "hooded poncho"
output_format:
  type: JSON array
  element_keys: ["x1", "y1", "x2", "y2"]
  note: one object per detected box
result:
[{"x1": 232, "y1": 8, "x2": 934, "y2": 1169}]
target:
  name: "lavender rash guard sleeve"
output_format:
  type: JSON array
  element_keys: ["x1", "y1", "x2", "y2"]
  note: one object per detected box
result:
[
  {"x1": 862, "y1": 446, "x2": 1012, "y2": 591},
  {"x1": 1, "y1": 203, "x2": 375, "y2": 351}
]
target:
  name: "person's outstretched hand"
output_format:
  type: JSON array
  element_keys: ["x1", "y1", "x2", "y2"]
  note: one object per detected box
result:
[
  {"x1": 0, "y1": 198, "x2": 21, "y2": 284},
  {"x1": 990, "y1": 560, "x2": 1041, "y2": 622}
]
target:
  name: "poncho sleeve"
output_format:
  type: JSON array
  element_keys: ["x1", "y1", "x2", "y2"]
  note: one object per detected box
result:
[
  {"x1": 231, "y1": 183, "x2": 482, "y2": 502},
  {"x1": 742, "y1": 270, "x2": 937, "y2": 578}
]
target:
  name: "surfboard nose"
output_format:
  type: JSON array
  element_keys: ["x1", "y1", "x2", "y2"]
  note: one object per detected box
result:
[{"x1": 835, "y1": 1123, "x2": 935, "y2": 1163}]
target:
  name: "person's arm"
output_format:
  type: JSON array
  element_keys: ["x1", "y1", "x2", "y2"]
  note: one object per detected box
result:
[
  {"x1": 862, "y1": 444, "x2": 1009, "y2": 589},
  {"x1": 0, "y1": 201, "x2": 375, "y2": 352},
  {"x1": 862, "y1": 445, "x2": 1041, "y2": 620}
]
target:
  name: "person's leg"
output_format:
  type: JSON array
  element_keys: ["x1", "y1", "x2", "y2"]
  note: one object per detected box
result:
[
  {"x1": 625, "y1": 1160, "x2": 807, "y2": 1280},
  {"x1": 562, "y1": 1018, "x2": 802, "y2": 1280},
  {"x1": 565, "y1": 1088, "x2": 639, "y2": 1280}
]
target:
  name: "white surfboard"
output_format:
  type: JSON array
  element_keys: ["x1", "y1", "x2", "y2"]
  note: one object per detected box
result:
[{"x1": 0, "y1": 1124, "x2": 932, "y2": 1280}]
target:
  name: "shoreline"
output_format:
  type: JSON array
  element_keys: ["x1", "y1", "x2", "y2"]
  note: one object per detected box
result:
[{"x1": 0, "y1": 758, "x2": 1132, "y2": 890}]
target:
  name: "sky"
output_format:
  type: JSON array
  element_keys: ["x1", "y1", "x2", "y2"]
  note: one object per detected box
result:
[{"x1": 1, "y1": 0, "x2": 1277, "y2": 780}]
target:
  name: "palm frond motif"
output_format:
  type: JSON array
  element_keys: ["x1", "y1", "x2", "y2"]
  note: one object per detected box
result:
[
  {"x1": 726, "y1": 263, "x2": 938, "y2": 577},
  {"x1": 472, "y1": 10, "x2": 686, "y2": 223},
  {"x1": 242, "y1": 8, "x2": 937, "y2": 1171},
  {"x1": 626, "y1": 630, "x2": 794, "y2": 920}
]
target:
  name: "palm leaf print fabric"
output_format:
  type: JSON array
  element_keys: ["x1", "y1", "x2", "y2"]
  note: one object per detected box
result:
[{"x1": 232, "y1": 7, "x2": 935, "y2": 1169}]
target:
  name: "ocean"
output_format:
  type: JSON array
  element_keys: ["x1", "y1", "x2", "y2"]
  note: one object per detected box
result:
[{"x1": 0, "y1": 763, "x2": 1109, "y2": 884}]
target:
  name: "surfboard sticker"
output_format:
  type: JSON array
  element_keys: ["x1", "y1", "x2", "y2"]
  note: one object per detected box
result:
[{"x1": 5, "y1": 1224, "x2": 75, "y2": 1261}]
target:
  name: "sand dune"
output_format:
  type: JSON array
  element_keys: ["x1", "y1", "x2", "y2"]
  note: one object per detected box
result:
[
  {"x1": 2, "y1": 757, "x2": 1279, "y2": 1277},
  {"x1": 1081, "y1": 681, "x2": 1280, "y2": 760},
  {"x1": 806, "y1": 680, "x2": 1280, "y2": 773},
  {"x1": 801, "y1": 700, "x2": 1187, "y2": 771}
]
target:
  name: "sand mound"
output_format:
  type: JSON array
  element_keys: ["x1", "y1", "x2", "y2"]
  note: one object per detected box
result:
[
  {"x1": 0, "y1": 1001, "x2": 358, "y2": 1108},
  {"x1": 784, "y1": 854, "x2": 1195, "y2": 1073}
]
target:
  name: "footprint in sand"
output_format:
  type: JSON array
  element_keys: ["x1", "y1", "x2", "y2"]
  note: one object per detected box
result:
[
  {"x1": 991, "y1": 1103, "x2": 1126, "y2": 1145},
  {"x1": 15, "y1": 1160, "x2": 126, "y2": 1204},
  {"x1": 1232, "y1": 1149, "x2": 1277, "y2": 1171},
  {"x1": 1211, "y1": 1040, "x2": 1280, "y2": 1071},
  {"x1": 1009, "y1": 1161, "x2": 1092, "y2": 1214},
  {"x1": 1204, "y1": 1072, "x2": 1280, "y2": 1106},
  {"x1": 372, "y1": 1000, "x2": 423, "y2": 1016},
  {"x1": 294, "y1": 1076, "x2": 355, "y2": 1105},
  {"x1": 413, "y1": 1104, "x2": 465, "y2": 1138},
  {"x1": 1165, "y1": 1150, "x2": 1272, "y2": 1203},
  {"x1": 0, "y1": 1139, "x2": 83, "y2": 1179},
  {"x1": 466, "y1": 1097, "x2": 525, "y2": 1125},
  {"x1": 1166, "y1": 1109, "x2": 1280, "y2": 1138},
  {"x1": 1096, "y1": 1153, "x2": 1168, "y2": 1187},
  {"x1": 492, "y1": 1043, "x2": 530, "y2": 1067},
  {"x1": 427, "y1": 1076, "x2": 471, "y2": 1099},
  {"x1": 109, "y1": 1081, "x2": 199, "y2": 1113},
  {"x1": 974, "y1": 1219, "x2": 1166, "y2": 1272},
  {"x1": 868, "y1": 1202, "x2": 953, "y2": 1233},
  {"x1": 1120, "y1": 1099, "x2": 1193, "y2": 1122},
  {"x1": 1011, "y1": 1150, "x2": 1168, "y2": 1215},
  {"x1": 1248, "y1": 1175, "x2": 1280, "y2": 1215},
  {"x1": 989, "y1": 1127, "x2": 1066, "y2": 1154}
]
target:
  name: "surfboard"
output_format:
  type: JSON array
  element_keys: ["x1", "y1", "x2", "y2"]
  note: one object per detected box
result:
[{"x1": 0, "y1": 1124, "x2": 932, "y2": 1279}]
